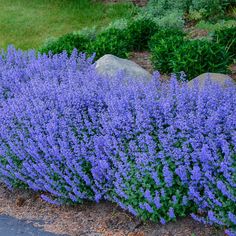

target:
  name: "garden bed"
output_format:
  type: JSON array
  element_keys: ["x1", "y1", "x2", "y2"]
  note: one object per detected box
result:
[{"x1": 0, "y1": 183, "x2": 223, "y2": 236}]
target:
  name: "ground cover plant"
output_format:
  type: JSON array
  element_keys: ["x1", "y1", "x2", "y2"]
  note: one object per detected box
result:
[
  {"x1": 0, "y1": 47, "x2": 236, "y2": 235},
  {"x1": 0, "y1": 0, "x2": 136, "y2": 49}
]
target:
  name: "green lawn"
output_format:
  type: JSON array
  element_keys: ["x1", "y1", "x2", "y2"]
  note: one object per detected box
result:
[{"x1": 0, "y1": 0, "x2": 136, "y2": 50}]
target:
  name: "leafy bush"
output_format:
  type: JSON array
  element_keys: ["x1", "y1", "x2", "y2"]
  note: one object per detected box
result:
[
  {"x1": 39, "y1": 32, "x2": 91, "y2": 55},
  {"x1": 86, "y1": 27, "x2": 131, "y2": 59},
  {"x1": 170, "y1": 39, "x2": 231, "y2": 79},
  {"x1": 213, "y1": 27, "x2": 236, "y2": 60},
  {"x1": 126, "y1": 17, "x2": 159, "y2": 51},
  {"x1": 154, "y1": 10, "x2": 185, "y2": 29},
  {"x1": 142, "y1": 1, "x2": 185, "y2": 29},
  {"x1": 1, "y1": 47, "x2": 236, "y2": 235},
  {"x1": 149, "y1": 29, "x2": 185, "y2": 74}
]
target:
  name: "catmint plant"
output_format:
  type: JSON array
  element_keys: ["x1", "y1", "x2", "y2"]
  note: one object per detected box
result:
[{"x1": 0, "y1": 46, "x2": 235, "y2": 235}]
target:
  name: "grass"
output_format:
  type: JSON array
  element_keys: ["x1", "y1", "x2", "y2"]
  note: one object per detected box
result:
[{"x1": 0, "y1": 0, "x2": 137, "y2": 50}]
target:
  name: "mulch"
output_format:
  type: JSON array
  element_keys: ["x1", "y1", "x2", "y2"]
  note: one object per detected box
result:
[{"x1": 0, "y1": 183, "x2": 224, "y2": 236}]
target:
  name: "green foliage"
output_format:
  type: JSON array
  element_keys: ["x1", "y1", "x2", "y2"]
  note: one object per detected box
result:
[
  {"x1": 103, "y1": 18, "x2": 129, "y2": 31},
  {"x1": 144, "y1": 0, "x2": 187, "y2": 17},
  {"x1": 190, "y1": 0, "x2": 235, "y2": 18},
  {"x1": 149, "y1": 29, "x2": 185, "y2": 74},
  {"x1": 154, "y1": 10, "x2": 185, "y2": 29},
  {"x1": 144, "y1": 0, "x2": 235, "y2": 22},
  {"x1": 39, "y1": 32, "x2": 91, "y2": 55},
  {"x1": 142, "y1": 0, "x2": 185, "y2": 29},
  {"x1": 196, "y1": 20, "x2": 236, "y2": 32},
  {"x1": 188, "y1": 9, "x2": 205, "y2": 21},
  {"x1": 170, "y1": 39, "x2": 231, "y2": 79},
  {"x1": 126, "y1": 17, "x2": 159, "y2": 51},
  {"x1": 40, "y1": 16, "x2": 160, "y2": 59},
  {"x1": 87, "y1": 28, "x2": 130, "y2": 60},
  {"x1": 111, "y1": 159, "x2": 197, "y2": 223},
  {"x1": 190, "y1": 0, "x2": 223, "y2": 18},
  {"x1": 213, "y1": 27, "x2": 236, "y2": 60}
]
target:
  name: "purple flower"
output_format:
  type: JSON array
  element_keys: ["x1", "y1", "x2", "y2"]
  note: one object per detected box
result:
[
  {"x1": 228, "y1": 212, "x2": 236, "y2": 224},
  {"x1": 168, "y1": 207, "x2": 175, "y2": 219},
  {"x1": 160, "y1": 217, "x2": 166, "y2": 225}
]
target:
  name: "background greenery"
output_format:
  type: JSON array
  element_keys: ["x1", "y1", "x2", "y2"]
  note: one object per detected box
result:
[
  {"x1": 0, "y1": 0, "x2": 235, "y2": 81},
  {"x1": 0, "y1": 0, "x2": 136, "y2": 49}
]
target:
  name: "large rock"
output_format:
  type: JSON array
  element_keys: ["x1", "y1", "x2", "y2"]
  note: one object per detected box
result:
[
  {"x1": 95, "y1": 54, "x2": 151, "y2": 79},
  {"x1": 188, "y1": 73, "x2": 235, "y2": 88}
]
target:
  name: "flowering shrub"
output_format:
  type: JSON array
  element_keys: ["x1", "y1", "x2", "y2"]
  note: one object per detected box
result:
[
  {"x1": 0, "y1": 46, "x2": 94, "y2": 100},
  {"x1": 0, "y1": 47, "x2": 236, "y2": 235},
  {"x1": 95, "y1": 75, "x2": 236, "y2": 234}
]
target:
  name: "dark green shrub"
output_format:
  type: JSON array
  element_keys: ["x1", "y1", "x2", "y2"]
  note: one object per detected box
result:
[
  {"x1": 213, "y1": 27, "x2": 236, "y2": 60},
  {"x1": 170, "y1": 39, "x2": 231, "y2": 80},
  {"x1": 87, "y1": 28, "x2": 131, "y2": 60},
  {"x1": 39, "y1": 33, "x2": 91, "y2": 55},
  {"x1": 126, "y1": 17, "x2": 159, "y2": 51},
  {"x1": 149, "y1": 29, "x2": 185, "y2": 74}
]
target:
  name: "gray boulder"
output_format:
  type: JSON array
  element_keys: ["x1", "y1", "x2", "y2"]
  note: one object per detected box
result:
[
  {"x1": 95, "y1": 54, "x2": 151, "y2": 79},
  {"x1": 188, "y1": 73, "x2": 235, "y2": 88}
]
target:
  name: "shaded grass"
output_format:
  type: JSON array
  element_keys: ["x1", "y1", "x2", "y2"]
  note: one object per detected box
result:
[{"x1": 0, "y1": 0, "x2": 137, "y2": 50}]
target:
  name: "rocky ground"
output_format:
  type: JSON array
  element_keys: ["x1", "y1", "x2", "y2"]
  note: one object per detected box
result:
[{"x1": 0, "y1": 183, "x2": 224, "y2": 236}]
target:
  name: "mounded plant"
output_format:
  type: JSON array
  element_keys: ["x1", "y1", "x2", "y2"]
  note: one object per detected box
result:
[
  {"x1": 213, "y1": 26, "x2": 236, "y2": 61},
  {"x1": 149, "y1": 29, "x2": 186, "y2": 74},
  {"x1": 1, "y1": 46, "x2": 236, "y2": 235},
  {"x1": 86, "y1": 27, "x2": 131, "y2": 59},
  {"x1": 126, "y1": 16, "x2": 159, "y2": 51},
  {"x1": 39, "y1": 32, "x2": 92, "y2": 55},
  {"x1": 170, "y1": 39, "x2": 231, "y2": 79}
]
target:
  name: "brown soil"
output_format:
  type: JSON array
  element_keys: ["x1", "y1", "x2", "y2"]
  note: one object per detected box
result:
[
  {"x1": 229, "y1": 64, "x2": 236, "y2": 80},
  {"x1": 129, "y1": 51, "x2": 153, "y2": 73},
  {"x1": 0, "y1": 183, "x2": 224, "y2": 236}
]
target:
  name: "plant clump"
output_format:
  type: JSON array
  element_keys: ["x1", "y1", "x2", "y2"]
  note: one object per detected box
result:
[{"x1": 0, "y1": 47, "x2": 236, "y2": 235}]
